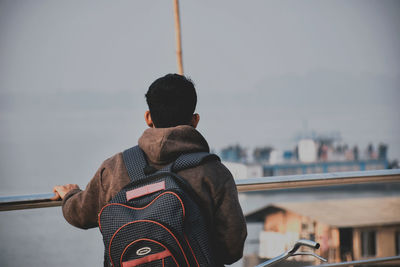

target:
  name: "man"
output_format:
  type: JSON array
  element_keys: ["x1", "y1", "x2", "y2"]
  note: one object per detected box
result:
[{"x1": 52, "y1": 74, "x2": 247, "y2": 265}]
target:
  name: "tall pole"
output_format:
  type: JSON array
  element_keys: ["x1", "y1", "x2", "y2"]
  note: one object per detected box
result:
[{"x1": 173, "y1": 0, "x2": 184, "y2": 75}]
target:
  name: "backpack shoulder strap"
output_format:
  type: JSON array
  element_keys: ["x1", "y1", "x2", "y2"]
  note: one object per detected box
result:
[
  {"x1": 170, "y1": 152, "x2": 220, "y2": 173},
  {"x1": 122, "y1": 145, "x2": 148, "y2": 182}
]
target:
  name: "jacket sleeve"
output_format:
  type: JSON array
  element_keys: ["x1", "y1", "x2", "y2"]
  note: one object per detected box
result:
[
  {"x1": 61, "y1": 154, "x2": 128, "y2": 229},
  {"x1": 212, "y1": 173, "x2": 248, "y2": 265},
  {"x1": 61, "y1": 162, "x2": 110, "y2": 229}
]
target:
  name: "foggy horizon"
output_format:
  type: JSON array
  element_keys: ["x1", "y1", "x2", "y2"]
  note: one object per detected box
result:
[{"x1": 1, "y1": 1, "x2": 399, "y2": 193}]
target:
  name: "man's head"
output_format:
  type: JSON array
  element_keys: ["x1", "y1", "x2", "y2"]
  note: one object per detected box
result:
[{"x1": 145, "y1": 74, "x2": 199, "y2": 128}]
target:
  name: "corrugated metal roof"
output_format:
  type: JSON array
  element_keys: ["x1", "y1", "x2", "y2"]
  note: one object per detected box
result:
[{"x1": 272, "y1": 196, "x2": 400, "y2": 227}]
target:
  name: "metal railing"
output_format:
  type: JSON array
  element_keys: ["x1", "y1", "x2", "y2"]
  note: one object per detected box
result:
[
  {"x1": 235, "y1": 169, "x2": 400, "y2": 192},
  {"x1": 0, "y1": 193, "x2": 62, "y2": 211},
  {"x1": 1, "y1": 168, "x2": 400, "y2": 266},
  {"x1": 303, "y1": 255, "x2": 400, "y2": 267},
  {"x1": 1, "y1": 169, "x2": 400, "y2": 211}
]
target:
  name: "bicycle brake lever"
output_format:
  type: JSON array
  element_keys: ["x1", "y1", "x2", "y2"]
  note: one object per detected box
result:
[{"x1": 292, "y1": 251, "x2": 328, "y2": 262}]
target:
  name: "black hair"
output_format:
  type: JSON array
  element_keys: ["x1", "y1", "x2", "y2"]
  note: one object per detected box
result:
[{"x1": 145, "y1": 74, "x2": 197, "y2": 128}]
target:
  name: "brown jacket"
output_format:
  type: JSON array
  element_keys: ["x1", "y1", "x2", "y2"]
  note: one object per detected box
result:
[{"x1": 62, "y1": 125, "x2": 247, "y2": 265}]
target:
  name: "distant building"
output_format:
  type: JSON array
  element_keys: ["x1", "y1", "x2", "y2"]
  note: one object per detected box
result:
[
  {"x1": 298, "y1": 139, "x2": 317, "y2": 163},
  {"x1": 263, "y1": 159, "x2": 388, "y2": 177},
  {"x1": 244, "y1": 197, "x2": 400, "y2": 267},
  {"x1": 220, "y1": 144, "x2": 247, "y2": 162},
  {"x1": 220, "y1": 139, "x2": 391, "y2": 178},
  {"x1": 253, "y1": 147, "x2": 274, "y2": 163},
  {"x1": 222, "y1": 162, "x2": 263, "y2": 180}
]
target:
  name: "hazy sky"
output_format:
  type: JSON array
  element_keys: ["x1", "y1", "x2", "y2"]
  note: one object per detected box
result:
[{"x1": 1, "y1": 0, "x2": 399, "y2": 194}]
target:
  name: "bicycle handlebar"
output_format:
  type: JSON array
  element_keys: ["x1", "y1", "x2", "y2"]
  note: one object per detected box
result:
[
  {"x1": 289, "y1": 239, "x2": 320, "y2": 253},
  {"x1": 255, "y1": 239, "x2": 327, "y2": 267}
]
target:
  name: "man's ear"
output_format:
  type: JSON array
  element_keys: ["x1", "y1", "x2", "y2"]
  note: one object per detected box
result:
[
  {"x1": 144, "y1": 110, "x2": 154, "y2": 128},
  {"x1": 191, "y1": 113, "x2": 200, "y2": 128}
]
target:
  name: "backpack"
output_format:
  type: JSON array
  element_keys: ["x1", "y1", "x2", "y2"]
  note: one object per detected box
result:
[{"x1": 98, "y1": 146, "x2": 220, "y2": 267}]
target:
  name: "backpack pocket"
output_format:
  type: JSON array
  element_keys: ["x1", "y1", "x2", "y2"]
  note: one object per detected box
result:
[
  {"x1": 109, "y1": 220, "x2": 189, "y2": 267},
  {"x1": 120, "y1": 238, "x2": 178, "y2": 267}
]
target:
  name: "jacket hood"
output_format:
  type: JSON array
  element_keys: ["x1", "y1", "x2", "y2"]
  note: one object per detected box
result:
[{"x1": 138, "y1": 125, "x2": 210, "y2": 165}]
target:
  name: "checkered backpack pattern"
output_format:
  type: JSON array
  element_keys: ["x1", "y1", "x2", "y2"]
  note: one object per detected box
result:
[{"x1": 98, "y1": 146, "x2": 219, "y2": 267}]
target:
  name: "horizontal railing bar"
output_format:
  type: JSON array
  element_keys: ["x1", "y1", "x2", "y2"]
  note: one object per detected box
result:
[
  {"x1": 1, "y1": 169, "x2": 399, "y2": 211},
  {"x1": 0, "y1": 193, "x2": 55, "y2": 203},
  {"x1": 303, "y1": 255, "x2": 400, "y2": 266},
  {"x1": 0, "y1": 193, "x2": 61, "y2": 211},
  {"x1": 235, "y1": 169, "x2": 400, "y2": 192}
]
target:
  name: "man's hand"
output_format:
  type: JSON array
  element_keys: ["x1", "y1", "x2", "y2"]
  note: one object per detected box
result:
[{"x1": 51, "y1": 184, "x2": 80, "y2": 200}]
